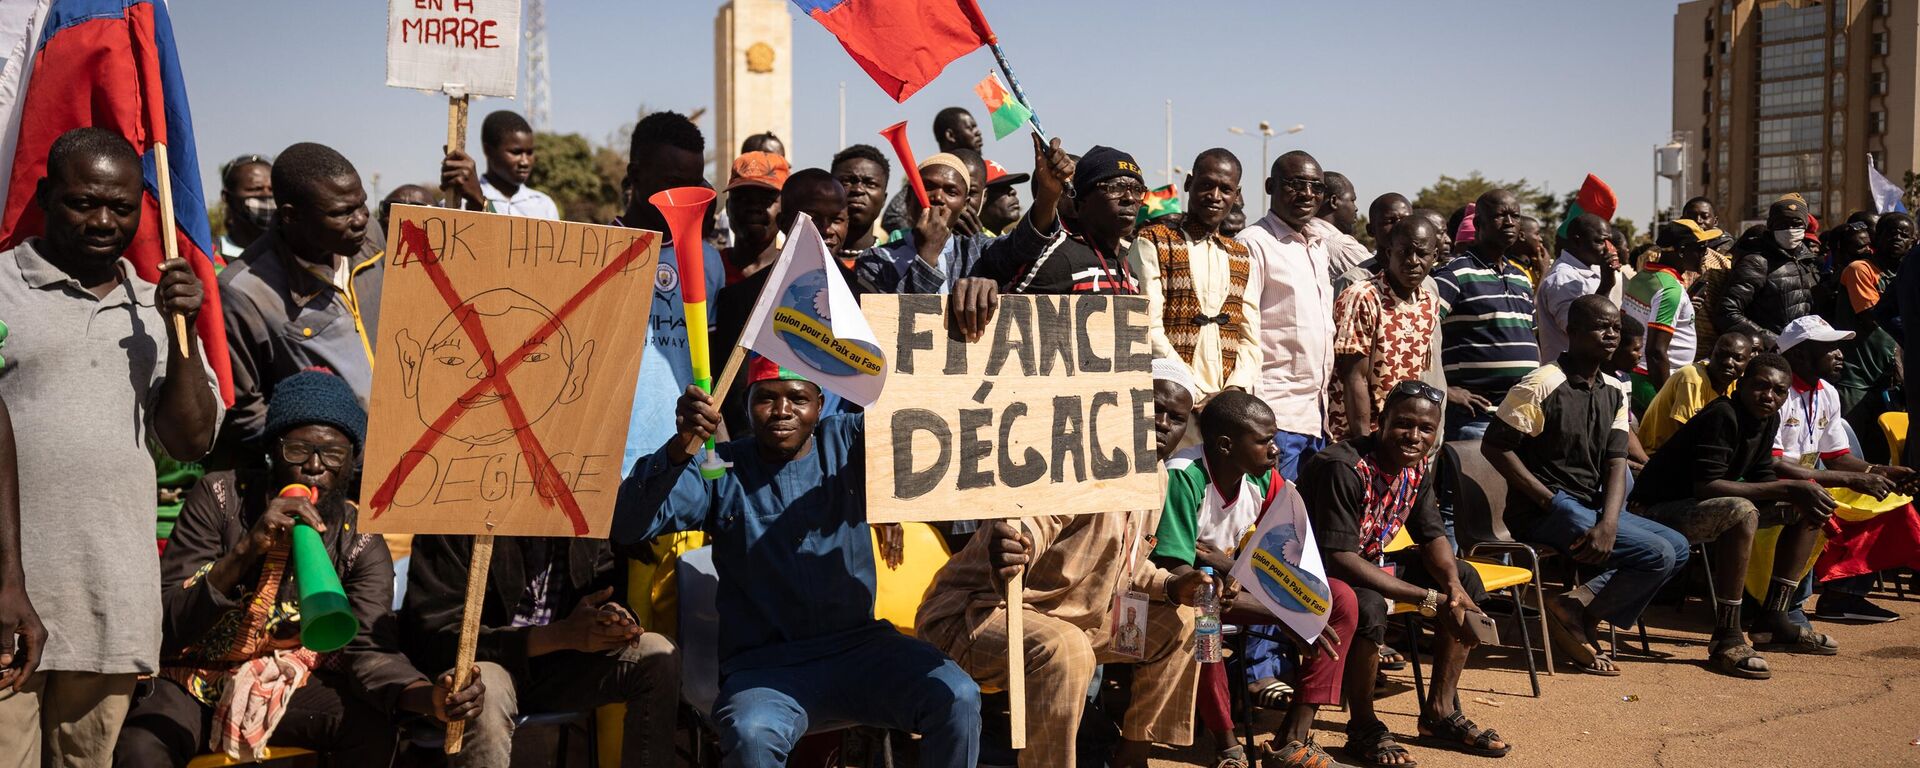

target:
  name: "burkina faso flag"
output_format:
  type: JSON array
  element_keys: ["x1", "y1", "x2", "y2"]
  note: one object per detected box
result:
[{"x1": 973, "y1": 72, "x2": 1033, "y2": 140}]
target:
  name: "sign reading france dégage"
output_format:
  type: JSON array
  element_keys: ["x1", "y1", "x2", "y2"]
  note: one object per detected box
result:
[{"x1": 862, "y1": 294, "x2": 1159, "y2": 523}]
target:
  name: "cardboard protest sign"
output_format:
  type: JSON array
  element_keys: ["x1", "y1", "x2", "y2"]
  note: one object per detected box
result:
[
  {"x1": 386, "y1": 0, "x2": 520, "y2": 98},
  {"x1": 862, "y1": 294, "x2": 1158, "y2": 523},
  {"x1": 359, "y1": 205, "x2": 659, "y2": 538},
  {"x1": 740, "y1": 213, "x2": 888, "y2": 406},
  {"x1": 1230, "y1": 485, "x2": 1334, "y2": 642}
]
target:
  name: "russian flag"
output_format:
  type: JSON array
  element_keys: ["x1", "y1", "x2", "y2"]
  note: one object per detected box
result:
[
  {"x1": 793, "y1": 0, "x2": 993, "y2": 102},
  {"x1": 0, "y1": 0, "x2": 233, "y2": 404}
]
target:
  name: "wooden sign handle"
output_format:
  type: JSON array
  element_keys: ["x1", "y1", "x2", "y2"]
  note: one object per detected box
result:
[
  {"x1": 1006, "y1": 520, "x2": 1028, "y2": 750},
  {"x1": 443, "y1": 533, "x2": 494, "y2": 754},
  {"x1": 152, "y1": 142, "x2": 190, "y2": 359},
  {"x1": 443, "y1": 94, "x2": 471, "y2": 208}
]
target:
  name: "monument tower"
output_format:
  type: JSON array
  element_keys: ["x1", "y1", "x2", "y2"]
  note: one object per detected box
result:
[{"x1": 714, "y1": 0, "x2": 793, "y2": 186}]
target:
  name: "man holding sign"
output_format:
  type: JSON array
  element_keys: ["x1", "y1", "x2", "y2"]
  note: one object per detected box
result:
[{"x1": 614, "y1": 363, "x2": 981, "y2": 767}]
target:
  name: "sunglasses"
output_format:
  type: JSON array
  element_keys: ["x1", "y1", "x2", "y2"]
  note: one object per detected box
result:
[{"x1": 1390, "y1": 380, "x2": 1445, "y2": 404}]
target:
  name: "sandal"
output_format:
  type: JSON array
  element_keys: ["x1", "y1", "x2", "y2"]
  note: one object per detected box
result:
[
  {"x1": 1265, "y1": 738, "x2": 1353, "y2": 768},
  {"x1": 1378, "y1": 645, "x2": 1408, "y2": 671},
  {"x1": 1250, "y1": 678, "x2": 1294, "y2": 710},
  {"x1": 1707, "y1": 639, "x2": 1772, "y2": 680},
  {"x1": 1416, "y1": 710, "x2": 1511, "y2": 758},
  {"x1": 1344, "y1": 718, "x2": 1417, "y2": 767},
  {"x1": 1752, "y1": 621, "x2": 1840, "y2": 656},
  {"x1": 1214, "y1": 743, "x2": 1252, "y2": 768},
  {"x1": 1544, "y1": 597, "x2": 1619, "y2": 676}
]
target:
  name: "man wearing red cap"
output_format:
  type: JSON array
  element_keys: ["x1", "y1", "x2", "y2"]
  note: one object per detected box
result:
[
  {"x1": 615, "y1": 359, "x2": 980, "y2": 768},
  {"x1": 720, "y1": 151, "x2": 791, "y2": 287}
]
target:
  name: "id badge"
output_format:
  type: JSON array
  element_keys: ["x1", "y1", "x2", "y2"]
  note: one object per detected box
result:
[{"x1": 1108, "y1": 590, "x2": 1150, "y2": 661}]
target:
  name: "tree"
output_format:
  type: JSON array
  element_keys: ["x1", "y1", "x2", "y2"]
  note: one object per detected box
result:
[
  {"x1": 1411, "y1": 172, "x2": 1556, "y2": 222},
  {"x1": 528, "y1": 132, "x2": 621, "y2": 223}
]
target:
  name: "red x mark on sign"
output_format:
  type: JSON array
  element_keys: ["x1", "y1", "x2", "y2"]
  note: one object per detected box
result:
[{"x1": 367, "y1": 220, "x2": 657, "y2": 535}]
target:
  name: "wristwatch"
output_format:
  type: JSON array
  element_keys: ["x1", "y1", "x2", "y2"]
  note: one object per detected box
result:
[{"x1": 1417, "y1": 588, "x2": 1441, "y2": 618}]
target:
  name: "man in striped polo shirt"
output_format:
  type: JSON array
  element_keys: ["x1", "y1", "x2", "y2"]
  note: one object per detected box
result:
[{"x1": 1433, "y1": 189, "x2": 1540, "y2": 441}]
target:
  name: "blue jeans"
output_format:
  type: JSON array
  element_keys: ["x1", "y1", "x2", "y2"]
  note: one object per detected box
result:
[
  {"x1": 1511, "y1": 491, "x2": 1690, "y2": 627},
  {"x1": 1444, "y1": 403, "x2": 1493, "y2": 442},
  {"x1": 714, "y1": 630, "x2": 981, "y2": 768},
  {"x1": 1273, "y1": 430, "x2": 1328, "y2": 482}
]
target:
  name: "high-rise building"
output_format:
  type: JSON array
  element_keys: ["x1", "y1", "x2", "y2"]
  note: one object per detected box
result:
[{"x1": 1673, "y1": 0, "x2": 1919, "y2": 228}]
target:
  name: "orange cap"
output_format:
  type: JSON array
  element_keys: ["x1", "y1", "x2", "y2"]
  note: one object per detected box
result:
[{"x1": 726, "y1": 151, "x2": 790, "y2": 192}]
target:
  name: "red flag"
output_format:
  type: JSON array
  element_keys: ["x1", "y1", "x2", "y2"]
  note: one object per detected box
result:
[
  {"x1": 793, "y1": 0, "x2": 994, "y2": 102},
  {"x1": 0, "y1": 0, "x2": 233, "y2": 404}
]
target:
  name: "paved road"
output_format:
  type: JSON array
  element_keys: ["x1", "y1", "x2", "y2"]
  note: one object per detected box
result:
[{"x1": 1150, "y1": 588, "x2": 1920, "y2": 768}]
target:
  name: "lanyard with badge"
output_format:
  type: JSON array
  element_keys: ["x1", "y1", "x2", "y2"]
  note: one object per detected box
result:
[{"x1": 1107, "y1": 510, "x2": 1151, "y2": 661}]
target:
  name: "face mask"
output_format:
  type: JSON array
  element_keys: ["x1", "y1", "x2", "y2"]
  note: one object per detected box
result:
[
  {"x1": 1773, "y1": 227, "x2": 1806, "y2": 249},
  {"x1": 238, "y1": 196, "x2": 275, "y2": 230}
]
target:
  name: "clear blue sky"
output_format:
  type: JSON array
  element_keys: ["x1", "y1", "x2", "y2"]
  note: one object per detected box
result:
[{"x1": 173, "y1": 0, "x2": 1682, "y2": 227}]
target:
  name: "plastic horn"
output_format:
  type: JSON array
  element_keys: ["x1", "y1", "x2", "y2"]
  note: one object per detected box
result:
[
  {"x1": 878, "y1": 121, "x2": 930, "y2": 210},
  {"x1": 279, "y1": 484, "x2": 358, "y2": 652},
  {"x1": 647, "y1": 186, "x2": 732, "y2": 479}
]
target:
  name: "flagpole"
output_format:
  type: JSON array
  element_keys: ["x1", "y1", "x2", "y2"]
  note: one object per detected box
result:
[
  {"x1": 153, "y1": 143, "x2": 190, "y2": 359},
  {"x1": 983, "y1": 39, "x2": 1046, "y2": 142}
]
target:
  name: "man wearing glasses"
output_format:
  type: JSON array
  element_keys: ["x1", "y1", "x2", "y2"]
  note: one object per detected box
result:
[
  {"x1": 1235, "y1": 150, "x2": 1336, "y2": 480},
  {"x1": 974, "y1": 137, "x2": 1145, "y2": 296}
]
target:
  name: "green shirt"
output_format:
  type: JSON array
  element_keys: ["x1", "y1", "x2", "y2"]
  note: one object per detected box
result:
[{"x1": 1152, "y1": 446, "x2": 1274, "y2": 565}]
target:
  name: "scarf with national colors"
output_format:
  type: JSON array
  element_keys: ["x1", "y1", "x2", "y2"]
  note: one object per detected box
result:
[
  {"x1": 1137, "y1": 223, "x2": 1250, "y2": 381},
  {"x1": 1354, "y1": 453, "x2": 1426, "y2": 561}
]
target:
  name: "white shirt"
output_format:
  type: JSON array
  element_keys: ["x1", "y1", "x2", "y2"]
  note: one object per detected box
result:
[
  {"x1": 1168, "y1": 446, "x2": 1267, "y2": 553},
  {"x1": 1535, "y1": 251, "x2": 1629, "y2": 362},
  {"x1": 480, "y1": 178, "x2": 561, "y2": 220},
  {"x1": 1236, "y1": 212, "x2": 1335, "y2": 436},
  {"x1": 1774, "y1": 377, "x2": 1851, "y2": 468}
]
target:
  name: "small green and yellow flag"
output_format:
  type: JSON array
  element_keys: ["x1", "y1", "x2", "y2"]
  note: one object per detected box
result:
[
  {"x1": 1137, "y1": 185, "x2": 1183, "y2": 224},
  {"x1": 973, "y1": 72, "x2": 1034, "y2": 140}
]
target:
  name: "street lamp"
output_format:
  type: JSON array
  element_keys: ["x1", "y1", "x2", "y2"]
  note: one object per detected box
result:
[{"x1": 1228, "y1": 122, "x2": 1305, "y2": 211}]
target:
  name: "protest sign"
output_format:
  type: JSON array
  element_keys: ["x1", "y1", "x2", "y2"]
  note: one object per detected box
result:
[
  {"x1": 358, "y1": 205, "x2": 659, "y2": 539},
  {"x1": 1229, "y1": 485, "x2": 1334, "y2": 642},
  {"x1": 861, "y1": 294, "x2": 1159, "y2": 524},
  {"x1": 385, "y1": 0, "x2": 520, "y2": 98}
]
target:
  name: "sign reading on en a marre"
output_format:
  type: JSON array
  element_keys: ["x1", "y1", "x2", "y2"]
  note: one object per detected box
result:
[
  {"x1": 359, "y1": 205, "x2": 659, "y2": 538},
  {"x1": 386, "y1": 0, "x2": 520, "y2": 98},
  {"x1": 862, "y1": 294, "x2": 1159, "y2": 524}
]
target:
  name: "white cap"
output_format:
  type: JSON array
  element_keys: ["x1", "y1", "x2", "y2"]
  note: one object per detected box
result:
[
  {"x1": 1151, "y1": 358, "x2": 1200, "y2": 401},
  {"x1": 1777, "y1": 315, "x2": 1854, "y2": 351}
]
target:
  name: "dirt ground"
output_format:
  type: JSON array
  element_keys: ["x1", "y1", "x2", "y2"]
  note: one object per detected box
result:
[{"x1": 1146, "y1": 585, "x2": 1920, "y2": 768}]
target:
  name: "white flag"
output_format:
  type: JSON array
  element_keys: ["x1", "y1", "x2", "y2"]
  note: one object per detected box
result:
[
  {"x1": 740, "y1": 213, "x2": 889, "y2": 406},
  {"x1": 1868, "y1": 155, "x2": 1908, "y2": 214},
  {"x1": 1230, "y1": 482, "x2": 1333, "y2": 642}
]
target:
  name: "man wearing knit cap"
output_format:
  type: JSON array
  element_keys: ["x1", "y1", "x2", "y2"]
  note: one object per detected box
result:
[
  {"x1": 975, "y1": 139, "x2": 1147, "y2": 295},
  {"x1": 120, "y1": 370, "x2": 486, "y2": 765},
  {"x1": 617, "y1": 358, "x2": 981, "y2": 767},
  {"x1": 1716, "y1": 195, "x2": 1823, "y2": 349}
]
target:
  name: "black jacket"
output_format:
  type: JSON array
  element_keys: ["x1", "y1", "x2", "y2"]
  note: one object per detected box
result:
[
  {"x1": 399, "y1": 534, "x2": 624, "y2": 680},
  {"x1": 1715, "y1": 231, "x2": 1822, "y2": 347}
]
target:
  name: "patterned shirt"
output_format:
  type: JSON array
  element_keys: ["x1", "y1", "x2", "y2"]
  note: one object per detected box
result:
[
  {"x1": 1434, "y1": 248, "x2": 1539, "y2": 400},
  {"x1": 1623, "y1": 263, "x2": 1697, "y2": 372},
  {"x1": 1126, "y1": 226, "x2": 1260, "y2": 396},
  {"x1": 1329, "y1": 276, "x2": 1438, "y2": 440},
  {"x1": 1773, "y1": 376, "x2": 1851, "y2": 468}
]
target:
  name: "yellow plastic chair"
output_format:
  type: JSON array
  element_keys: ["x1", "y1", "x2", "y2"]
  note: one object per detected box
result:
[
  {"x1": 871, "y1": 522, "x2": 952, "y2": 637},
  {"x1": 1880, "y1": 412, "x2": 1908, "y2": 466},
  {"x1": 186, "y1": 747, "x2": 314, "y2": 767},
  {"x1": 1385, "y1": 526, "x2": 1543, "y2": 698}
]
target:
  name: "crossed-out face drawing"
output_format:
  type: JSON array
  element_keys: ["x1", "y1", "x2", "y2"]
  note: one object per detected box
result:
[{"x1": 396, "y1": 288, "x2": 595, "y2": 447}]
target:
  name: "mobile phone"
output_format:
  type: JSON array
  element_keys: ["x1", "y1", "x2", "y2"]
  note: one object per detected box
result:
[{"x1": 1468, "y1": 613, "x2": 1499, "y2": 645}]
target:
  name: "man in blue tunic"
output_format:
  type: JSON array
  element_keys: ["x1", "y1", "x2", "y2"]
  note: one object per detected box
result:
[{"x1": 614, "y1": 357, "x2": 981, "y2": 767}]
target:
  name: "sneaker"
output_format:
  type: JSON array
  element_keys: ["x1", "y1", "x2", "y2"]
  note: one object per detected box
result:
[{"x1": 1814, "y1": 593, "x2": 1902, "y2": 623}]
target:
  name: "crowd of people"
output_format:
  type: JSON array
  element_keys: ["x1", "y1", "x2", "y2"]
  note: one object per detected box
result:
[{"x1": 0, "y1": 101, "x2": 1914, "y2": 768}]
